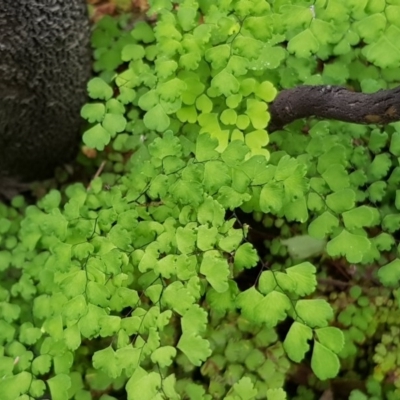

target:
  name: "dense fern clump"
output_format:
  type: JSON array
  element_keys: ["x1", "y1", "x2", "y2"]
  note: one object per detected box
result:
[{"x1": 3, "y1": 1, "x2": 400, "y2": 399}]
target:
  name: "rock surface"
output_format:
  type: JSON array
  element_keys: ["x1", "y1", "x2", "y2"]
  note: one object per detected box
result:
[{"x1": 0, "y1": 0, "x2": 91, "y2": 191}]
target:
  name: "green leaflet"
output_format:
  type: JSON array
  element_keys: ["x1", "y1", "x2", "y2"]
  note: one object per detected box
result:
[
  {"x1": 327, "y1": 229, "x2": 371, "y2": 263},
  {"x1": 283, "y1": 322, "x2": 312, "y2": 362},
  {"x1": 311, "y1": 341, "x2": 340, "y2": 380}
]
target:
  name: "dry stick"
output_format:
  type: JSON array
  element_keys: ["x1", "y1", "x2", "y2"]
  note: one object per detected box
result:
[
  {"x1": 268, "y1": 85, "x2": 400, "y2": 132},
  {"x1": 87, "y1": 160, "x2": 106, "y2": 190},
  {"x1": 317, "y1": 278, "x2": 351, "y2": 289}
]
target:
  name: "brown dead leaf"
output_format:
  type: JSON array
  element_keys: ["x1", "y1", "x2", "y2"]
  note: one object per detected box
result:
[
  {"x1": 132, "y1": 0, "x2": 149, "y2": 12},
  {"x1": 92, "y1": 3, "x2": 117, "y2": 21},
  {"x1": 82, "y1": 146, "x2": 98, "y2": 159}
]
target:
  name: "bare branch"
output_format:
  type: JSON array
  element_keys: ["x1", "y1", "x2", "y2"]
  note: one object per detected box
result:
[{"x1": 268, "y1": 85, "x2": 400, "y2": 132}]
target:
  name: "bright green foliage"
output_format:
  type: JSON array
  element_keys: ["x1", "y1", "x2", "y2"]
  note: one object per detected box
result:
[{"x1": 3, "y1": 0, "x2": 400, "y2": 399}]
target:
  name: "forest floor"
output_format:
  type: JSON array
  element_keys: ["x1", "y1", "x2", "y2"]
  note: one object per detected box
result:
[{"x1": 87, "y1": 0, "x2": 149, "y2": 21}]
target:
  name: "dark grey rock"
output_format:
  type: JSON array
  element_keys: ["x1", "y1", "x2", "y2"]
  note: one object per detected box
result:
[{"x1": 0, "y1": 0, "x2": 91, "y2": 190}]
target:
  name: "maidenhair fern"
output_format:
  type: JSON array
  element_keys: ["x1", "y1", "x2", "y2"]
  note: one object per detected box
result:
[{"x1": 2, "y1": 1, "x2": 400, "y2": 399}]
